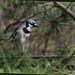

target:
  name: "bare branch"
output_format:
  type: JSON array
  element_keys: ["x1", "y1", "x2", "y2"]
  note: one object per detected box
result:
[
  {"x1": 59, "y1": 23, "x2": 71, "y2": 26},
  {"x1": 54, "y1": 2, "x2": 75, "y2": 20},
  {"x1": 4, "y1": 6, "x2": 54, "y2": 33},
  {"x1": 44, "y1": 57, "x2": 70, "y2": 75},
  {"x1": 62, "y1": 51, "x2": 75, "y2": 63},
  {"x1": 56, "y1": 51, "x2": 75, "y2": 68}
]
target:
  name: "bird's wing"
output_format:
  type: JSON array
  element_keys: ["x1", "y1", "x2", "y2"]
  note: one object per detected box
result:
[
  {"x1": 16, "y1": 23, "x2": 26, "y2": 33},
  {"x1": 12, "y1": 23, "x2": 26, "y2": 39}
]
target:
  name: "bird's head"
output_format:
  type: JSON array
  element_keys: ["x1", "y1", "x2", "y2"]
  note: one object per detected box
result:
[{"x1": 26, "y1": 19, "x2": 39, "y2": 28}]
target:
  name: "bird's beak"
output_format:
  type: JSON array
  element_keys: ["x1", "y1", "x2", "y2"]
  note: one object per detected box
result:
[{"x1": 34, "y1": 24, "x2": 39, "y2": 27}]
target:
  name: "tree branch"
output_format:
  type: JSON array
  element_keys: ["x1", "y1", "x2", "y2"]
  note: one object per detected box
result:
[
  {"x1": 56, "y1": 51, "x2": 75, "y2": 68},
  {"x1": 67, "y1": 2, "x2": 72, "y2": 8},
  {"x1": 4, "y1": 6, "x2": 54, "y2": 33},
  {"x1": 54, "y1": 2, "x2": 75, "y2": 20},
  {"x1": 44, "y1": 57, "x2": 70, "y2": 75}
]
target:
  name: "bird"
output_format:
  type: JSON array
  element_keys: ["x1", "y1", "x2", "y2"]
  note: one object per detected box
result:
[{"x1": 13, "y1": 19, "x2": 39, "y2": 55}]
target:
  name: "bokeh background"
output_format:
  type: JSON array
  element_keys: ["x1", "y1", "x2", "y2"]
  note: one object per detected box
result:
[{"x1": 0, "y1": 0, "x2": 75, "y2": 74}]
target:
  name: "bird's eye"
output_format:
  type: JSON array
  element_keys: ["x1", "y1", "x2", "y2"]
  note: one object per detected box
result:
[{"x1": 30, "y1": 22, "x2": 34, "y2": 25}]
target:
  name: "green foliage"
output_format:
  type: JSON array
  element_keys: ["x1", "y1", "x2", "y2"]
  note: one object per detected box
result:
[
  {"x1": 0, "y1": 1, "x2": 75, "y2": 74},
  {"x1": 39, "y1": 7, "x2": 73, "y2": 37},
  {"x1": 2, "y1": 0, "x2": 38, "y2": 20},
  {"x1": 0, "y1": 69, "x2": 4, "y2": 73},
  {"x1": 0, "y1": 58, "x2": 70, "y2": 74}
]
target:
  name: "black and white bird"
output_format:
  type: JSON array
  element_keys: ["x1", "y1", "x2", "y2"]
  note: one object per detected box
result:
[{"x1": 14, "y1": 19, "x2": 39, "y2": 54}]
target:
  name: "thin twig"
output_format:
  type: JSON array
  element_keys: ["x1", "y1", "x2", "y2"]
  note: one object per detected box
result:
[
  {"x1": 0, "y1": 58, "x2": 44, "y2": 64},
  {"x1": 44, "y1": 57, "x2": 70, "y2": 75},
  {"x1": 4, "y1": 6, "x2": 54, "y2": 33},
  {"x1": 54, "y1": 2, "x2": 75, "y2": 20},
  {"x1": 67, "y1": 2, "x2": 72, "y2": 8},
  {"x1": 56, "y1": 51, "x2": 75, "y2": 68}
]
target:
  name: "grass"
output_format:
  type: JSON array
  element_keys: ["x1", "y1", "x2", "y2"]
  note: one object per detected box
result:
[
  {"x1": 0, "y1": 59, "x2": 70, "y2": 74},
  {"x1": 0, "y1": 31, "x2": 74, "y2": 75}
]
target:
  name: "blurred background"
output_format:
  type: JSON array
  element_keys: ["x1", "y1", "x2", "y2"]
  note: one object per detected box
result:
[
  {"x1": 0, "y1": 0, "x2": 75, "y2": 56},
  {"x1": 0, "y1": 0, "x2": 75, "y2": 74}
]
